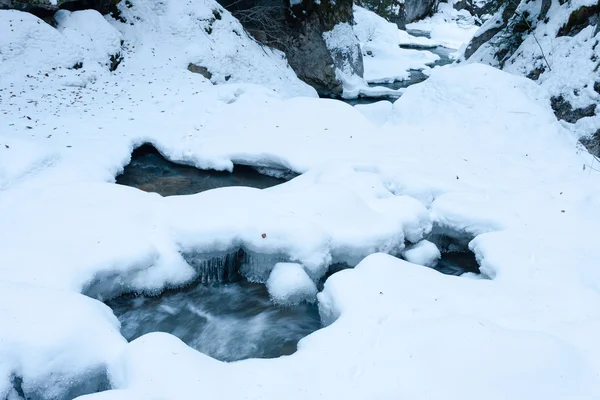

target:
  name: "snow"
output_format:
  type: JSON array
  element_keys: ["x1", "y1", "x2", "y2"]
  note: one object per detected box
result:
[
  {"x1": 353, "y1": 6, "x2": 440, "y2": 83},
  {"x1": 402, "y1": 239, "x2": 440, "y2": 267},
  {"x1": 55, "y1": 9, "x2": 124, "y2": 70},
  {"x1": 406, "y1": 1, "x2": 480, "y2": 49},
  {"x1": 266, "y1": 262, "x2": 318, "y2": 306},
  {"x1": 354, "y1": 100, "x2": 394, "y2": 126},
  {"x1": 0, "y1": 10, "x2": 82, "y2": 74},
  {"x1": 2, "y1": 0, "x2": 600, "y2": 398},
  {"x1": 465, "y1": 0, "x2": 600, "y2": 141},
  {"x1": 0, "y1": 282, "x2": 126, "y2": 400}
]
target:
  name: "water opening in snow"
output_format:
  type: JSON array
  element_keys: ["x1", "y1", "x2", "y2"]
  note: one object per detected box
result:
[
  {"x1": 426, "y1": 228, "x2": 483, "y2": 276},
  {"x1": 106, "y1": 277, "x2": 321, "y2": 362},
  {"x1": 434, "y1": 251, "x2": 480, "y2": 276},
  {"x1": 116, "y1": 144, "x2": 293, "y2": 196}
]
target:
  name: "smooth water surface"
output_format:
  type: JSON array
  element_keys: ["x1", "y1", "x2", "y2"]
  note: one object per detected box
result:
[{"x1": 116, "y1": 144, "x2": 288, "y2": 196}]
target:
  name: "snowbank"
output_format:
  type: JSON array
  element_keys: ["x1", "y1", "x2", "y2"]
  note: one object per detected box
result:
[
  {"x1": 80, "y1": 254, "x2": 600, "y2": 400},
  {"x1": 0, "y1": 282, "x2": 126, "y2": 400},
  {"x1": 266, "y1": 263, "x2": 318, "y2": 305}
]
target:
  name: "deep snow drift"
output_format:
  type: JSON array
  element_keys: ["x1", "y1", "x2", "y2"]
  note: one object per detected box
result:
[{"x1": 2, "y1": 0, "x2": 600, "y2": 399}]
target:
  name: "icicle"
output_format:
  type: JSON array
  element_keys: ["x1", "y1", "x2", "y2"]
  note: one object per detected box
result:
[{"x1": 182, "y1": 249, "x2": 244, "y2": 283}]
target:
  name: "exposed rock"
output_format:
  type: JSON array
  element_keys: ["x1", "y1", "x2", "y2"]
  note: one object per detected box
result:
[
  {"x1": 580, "y1": 129, "x2": 600, "y2": 158},
  {"x1": 463, "y1": 1, "x2": 518, "y2": 59},
  {"x1": 0, "y1": 0, "x2": 120, "y2": 17},
  {"x1": 538, "y1": 0, "x2": 551, "y2": 21},
  {"x1": 283, "y1": 13, "x2": 342, "y2": 95},
  {"x1": 454, "y1": 0, "x2": 503, "y2": 19},
  {"x1": 355, "y1": 0, "x2": 437, "y2": 29},
  {"x1": 404, "y1": 0, "x2": 437, "y2": 23},
  {"x1": 187, "y1": 63, "x2": 213, "y2": 80},
  {"x1": 557, "y1": 3, "x2": 600, "y2": 37},
  {"x1": 526, "y1": 65, "x2": 545, "y2": 80},
  {"x1": 219, "y1": 0, "x2": 363, "y2": 96},
  {"x1": 550, "y1": 95, "x2": 597, "y2": 124},
  {"x1": 388, "y1": 5, "x2": 407, "y2": 29},
  {"x1": 594, "y1": 81, "x2": 600, "y2": 95}
]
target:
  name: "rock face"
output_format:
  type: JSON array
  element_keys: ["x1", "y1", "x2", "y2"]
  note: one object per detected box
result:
[
  {"x1": 404, "y1": 0, "x2": 437, "y2": 23},
  {"x1": 355, "y1": 0, "x2": 438, "y2": 29},
  {"x1": 0, "y1": 0, "x2": 119, "y2": 16},
  {"x1": 580, "y1": 130, "x2": 600, "y2": 158},
  {"x1": 220, "y1": 0, "x2": 364, "y2": 96},
  {"x1": 551, "y1": 96, "x2": 597, "y2": 124}
]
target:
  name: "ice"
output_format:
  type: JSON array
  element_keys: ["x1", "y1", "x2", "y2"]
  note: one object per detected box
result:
[
  {"x1": 266, "y1": 263, "x2": 318, "y2": 306},
  {"x1": 402, "y1": 240, "x2": 441, "y2": 267}
]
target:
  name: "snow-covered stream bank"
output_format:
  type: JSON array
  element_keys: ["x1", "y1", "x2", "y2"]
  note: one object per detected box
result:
[
  {"x1": 105, "y1": 143, "x2": 481, "y2": 364},
  {"x1": 2, "y1": 0, "x2": 600, "y2": 399}
]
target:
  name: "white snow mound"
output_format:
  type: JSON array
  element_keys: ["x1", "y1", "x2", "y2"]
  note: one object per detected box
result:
[
  {"x1": 266, "y1": 262, "x2": 318, "y2": 306},
  {"x1": 402, "y1": 240, "x2": 441, "y2": 267}
]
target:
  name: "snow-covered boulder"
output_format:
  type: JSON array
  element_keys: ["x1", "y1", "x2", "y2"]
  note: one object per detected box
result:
[
  {"x1": 402, "y1": 240, "x2": 441, "y2": 267},
  {"x1": 266, "y1": 263, "x2": 318, "y2": 306},
  {"x1": 0, "y1": 10, "x2": 82, "y2": 74},
  {"x1": 0, "y1": 282, "x2": 126, "y2": 400},
  {"x1": 55, "y1": 9, "x2": 124, "y2": 71}
]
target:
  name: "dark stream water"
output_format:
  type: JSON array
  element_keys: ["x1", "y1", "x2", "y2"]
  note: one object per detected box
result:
[
  {"x1": 116, "y1": 144, "x2": 288, "y2": 196},
  {"x1": 107, "y1": 280, "x2": 321, "y2": 362}
]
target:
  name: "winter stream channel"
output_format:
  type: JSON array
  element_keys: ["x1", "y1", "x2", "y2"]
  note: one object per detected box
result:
[
  {"x1": 343, "y1": 30, "x2": 455, "y2": 105},
  {"x1": 111, "y1": 88, "x2": 481, "y2": 365}
]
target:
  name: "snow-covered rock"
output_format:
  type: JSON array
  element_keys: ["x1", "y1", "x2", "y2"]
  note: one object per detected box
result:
[
  {"x1": 0, "y1": 282, "x2": 126, "y2": 400},
  {"x1": 55, "y1": 9, "x2": 123, "y2": 71},
  {"x1": 266, "y1": 262, "x2": 318, "y2": 306},
  {"x1": 402, "y1": 239, "x2": 441, "y2": 267},
  {"x1": 464, "y1": 0, "x2": 600, "y2": 152},
  {"x1": 0, "y1": 10, "x2": 82, "y2": 74}
]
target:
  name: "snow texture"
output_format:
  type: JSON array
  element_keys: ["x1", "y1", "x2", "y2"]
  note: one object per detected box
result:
[
  {"x1": 353, "y1": 6, "x2": 440, "y2": 83},
  {"x1": 402, "y1": 239, "x2": 441, "y2": 267},
  {"x1": 2, "y1": 0, "x2": 600, "y2": 399},
  {"x1": 407, "y1": 0, "x2": 480, "y2": 49},
  {"x1": 266, "y1": 262, "x2": 318, "y2": 305},
  {"x1": 465, "y1": 0, "x2": 600, "y2": 141}
]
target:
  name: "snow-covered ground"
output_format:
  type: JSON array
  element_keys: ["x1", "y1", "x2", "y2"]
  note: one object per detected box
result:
[{"x1": 2, "y1": 0, "x2": 600, "y2": 399}]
